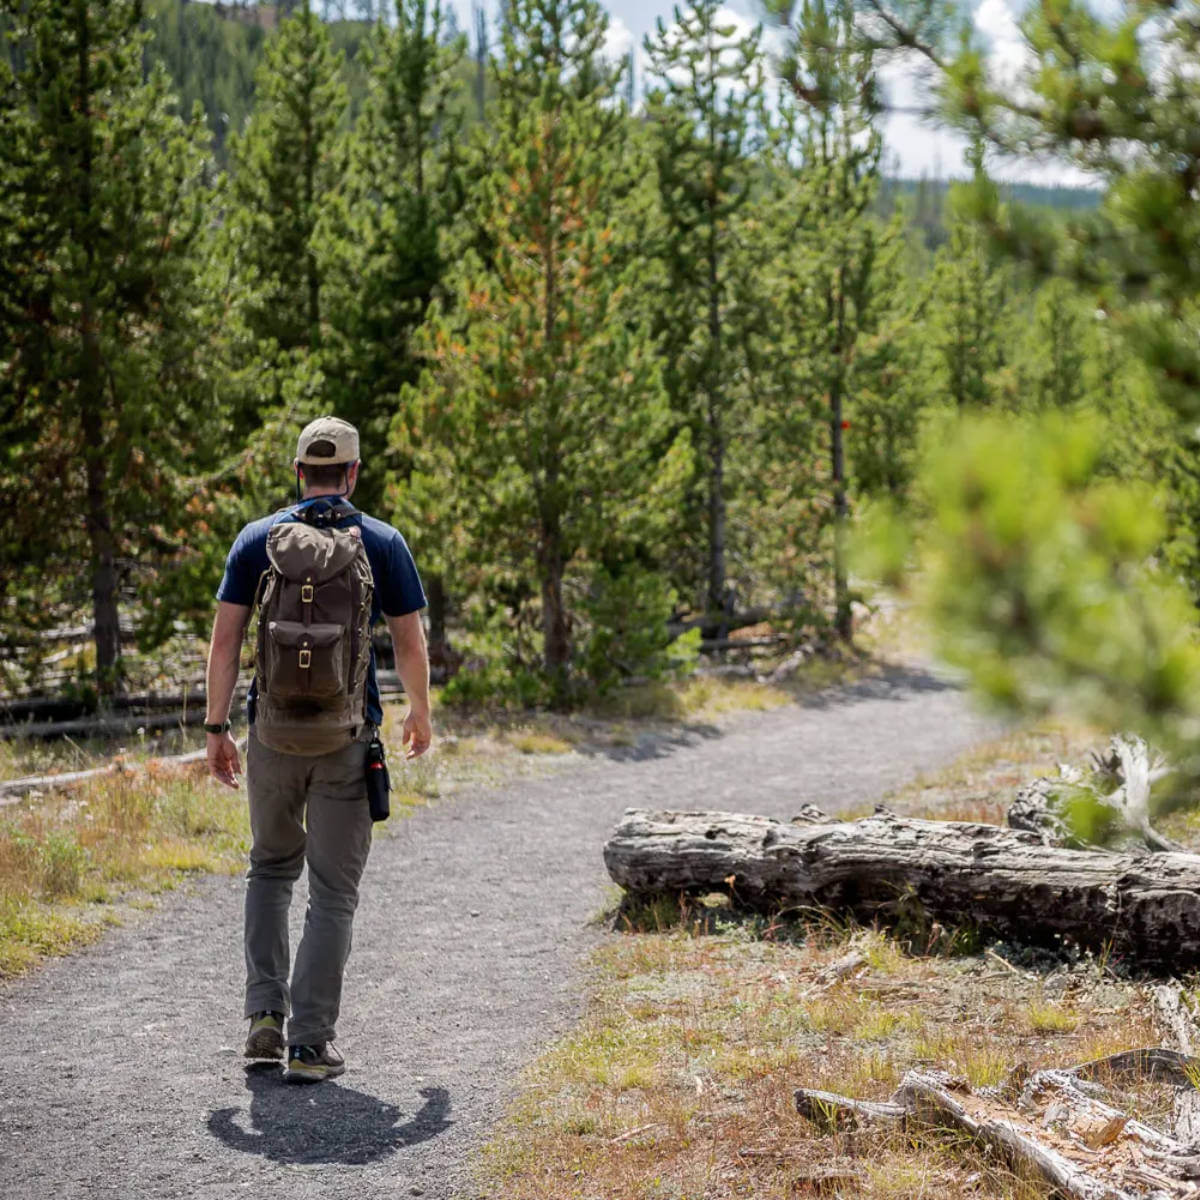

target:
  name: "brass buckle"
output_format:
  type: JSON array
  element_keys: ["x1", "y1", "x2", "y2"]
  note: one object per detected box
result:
[
  {"x1": 298, "y1": 649, "x2": 312, "y2": 669},
  {"x1": 301, "y1": 583, "x2": 314, "y2": 603}
]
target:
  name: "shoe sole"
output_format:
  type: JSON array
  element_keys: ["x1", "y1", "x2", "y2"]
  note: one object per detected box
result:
[
  {"x1": 244, "y1": 1028, "x2": 285, "y2": 1060},
  {"x1": 285, "y1": 1061, "x2": 345, "y2": 1084}
]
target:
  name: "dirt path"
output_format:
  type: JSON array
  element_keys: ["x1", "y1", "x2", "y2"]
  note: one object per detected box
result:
[{"x1": 0, "y1": 665, "x2": 1003, "y2": 1200}]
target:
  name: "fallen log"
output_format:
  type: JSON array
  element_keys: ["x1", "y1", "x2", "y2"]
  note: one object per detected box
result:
[
  {"x1": 797, "y1": 1055, "x2": 1200, "y2": 1199},
  {"x1": 0, "y1": 737, "x2": 252, "y2": 805},
  {"x1": 603, "y1": 808, "x2": 1200, "y2": 970}
]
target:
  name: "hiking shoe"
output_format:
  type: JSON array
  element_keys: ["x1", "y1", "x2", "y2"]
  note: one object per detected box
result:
[
  {"x1": 285, "y1": 1042, "x2": 345, "y2": 1084},
  {"x1": 244, "y1": 1011, "x2": 285, "y2": 1060}
]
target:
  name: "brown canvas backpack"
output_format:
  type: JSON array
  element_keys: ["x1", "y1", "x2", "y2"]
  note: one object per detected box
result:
[{"x1": 253, "y1": 502, "x2": 374, "y2": 756}]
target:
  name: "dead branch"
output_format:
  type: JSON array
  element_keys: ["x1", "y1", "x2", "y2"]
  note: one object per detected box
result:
[{"x1": 798, "y1": 1053, "x2": 1200, "y2": 1199}]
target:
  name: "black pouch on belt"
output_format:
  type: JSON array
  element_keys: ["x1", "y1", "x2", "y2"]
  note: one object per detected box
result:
[{"x1": 365, "y1": 735, "x2": 391, "y2": 822}]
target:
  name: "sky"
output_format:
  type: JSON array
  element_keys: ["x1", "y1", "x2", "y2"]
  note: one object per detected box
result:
[{"x1": 445, "y1": 0, "x2": 1091, "y2": 187}]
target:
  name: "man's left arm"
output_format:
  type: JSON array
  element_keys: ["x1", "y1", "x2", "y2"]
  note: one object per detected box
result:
[{"x1": 386, "y1": 611, "x2": 432, "y2": 758}]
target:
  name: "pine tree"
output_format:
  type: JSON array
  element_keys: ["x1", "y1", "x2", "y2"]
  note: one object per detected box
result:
[
  {"x1": 922, "y1": 146, "x2": 1010, "y2": 412},
  {"x1": 0, "y1": 0, "x2": 217, "y2": 691},
  {"x1": 772, "y1": 0, "x2": 892, "y2": 640},
  {"x1": 334, "y1": 0, "x2": 466, "y2": 519},
  {"x1": 927, "y1": 215, "x2": 1007, "y2": 410},
  {"x1": 225, "y1": 0, "x2": 349, "y2": 359},
  {"x1": 845, "y1": 232, "x2": 924, "y2": 501},
  {"x1": 862, "y1": 0, "x2": 1200, "y2": 424},
  {"x1": 1026, "y1": 279, "x2": 1087, "y2": 413},
  {"x1": 642, "y1": 0, "x2": 770, "y2": 637},
  {"x1": 397, "y1": 0, "x2": 690, "y2": 698}
]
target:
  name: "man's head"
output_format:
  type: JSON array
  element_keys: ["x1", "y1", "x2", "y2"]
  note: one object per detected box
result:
[{"x1": 295, "y1": 416, "x2": 360, "y2": 498}]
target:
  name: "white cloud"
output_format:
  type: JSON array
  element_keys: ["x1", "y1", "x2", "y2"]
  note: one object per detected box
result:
[
  {"x1": 974, "y1": 0, "x2": 1030, "y2": 91},
  {"x1": 603, "y1": 15, "x2": 635, "y2": 64}
]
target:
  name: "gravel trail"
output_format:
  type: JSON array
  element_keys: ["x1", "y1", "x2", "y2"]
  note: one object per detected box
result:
[{"x1": 0, "y1": 665, "x2": 1002, "y2": 1200}]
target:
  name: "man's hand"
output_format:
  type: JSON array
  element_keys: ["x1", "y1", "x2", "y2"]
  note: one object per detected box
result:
[
  {"x1": 402, "y1": 709, "x2": 432, "y2": 759},
  {"x1": 208, "y1": 731, "x2": 242, "y2": 788}
]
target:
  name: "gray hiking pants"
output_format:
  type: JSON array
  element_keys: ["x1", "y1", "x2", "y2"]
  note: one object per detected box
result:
[{"x1": 243, "y1": 727, "x2": 372, "y2": 1046}]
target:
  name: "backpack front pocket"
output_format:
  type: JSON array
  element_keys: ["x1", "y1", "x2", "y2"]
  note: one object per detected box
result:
[{"x1": 266, "y1": 621, "x2": 348, "y2": 700}]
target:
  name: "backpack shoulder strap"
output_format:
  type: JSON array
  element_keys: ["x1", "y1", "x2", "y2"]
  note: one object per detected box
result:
[{"x1": 291, "y1": 498, "x2": 360, "y2": 529}]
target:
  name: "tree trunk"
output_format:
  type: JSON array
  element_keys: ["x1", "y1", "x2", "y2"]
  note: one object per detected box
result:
[
  {"x1": 830, "y1": 266, "x2": 851, "y2": 642},
  {"x1": 539, "y1": 541, "x2": 570, "y2": 678},
  {"x1": 425, "y1": 572, "x2": 448, "y2": 655},
  {"x1": 829, "y1": 377, "x2": 850, "y2": 641},
  {"x1": 604, "y1": 808, "x2": 1200, "y2": 970},
  {"x1": 706, "y1": 388, "x2": 727, "y2": 638},
  {"x1": 74, "y1": 4, "x2": 122, "y2": 695},
  {"x1": 703, "y1": 88, "x2": 727, "y2": 641},
  {"x1": 82, "y1": 405, "x2": 122, "y2": 693}
]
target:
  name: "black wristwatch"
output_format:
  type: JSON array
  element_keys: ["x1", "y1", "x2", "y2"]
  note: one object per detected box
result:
[{"x1": 203, "y1": 721, "x2": 232, "y2": 735}]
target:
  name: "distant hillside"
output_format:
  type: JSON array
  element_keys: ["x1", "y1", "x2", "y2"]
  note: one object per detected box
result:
[
  {"x1": 880, "y1": 175, "x2": 1102, "y2": 248},
  {"x1": 144, "y1": 0, "x2": 376, "y2": 158}
]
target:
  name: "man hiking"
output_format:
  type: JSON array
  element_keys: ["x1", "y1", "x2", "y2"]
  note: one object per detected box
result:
[{"x1": 204, "y1": 416, "x2": 432, "y2": 1083}]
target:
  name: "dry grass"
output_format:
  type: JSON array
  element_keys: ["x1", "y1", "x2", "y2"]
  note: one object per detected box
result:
[
  {"x1": 0, "y1": 761, "x2": 248, "y2": 977},
  {"x1": 473, "y1": 717, "x2": 1172, "y2": 1200},
  {"x1": 878, "y1": 718, "x2": 1101, "y2": 826},
  {"x1": 476, "y1": 920, "x2": 1159, "y2": 1200}
]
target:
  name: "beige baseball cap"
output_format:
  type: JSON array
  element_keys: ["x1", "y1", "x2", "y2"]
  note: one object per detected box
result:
[{"x1": 296, "y1": 416, "x2": 360, "y2": 465}]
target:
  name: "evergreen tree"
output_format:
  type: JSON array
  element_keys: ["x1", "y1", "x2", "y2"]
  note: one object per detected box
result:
[
  {"x1": 845, "y1": 233, "x2": 925, "y2": 501},
  {"x1": 328, "y1": 0, "x2": 468, "y2": 663},
  {"x1": 0, "y1": 0, "x2": 217, "y2": 691},
  {"x1": 863, "y1": 0, "x2": 1200, "y2": 424},
  {"x1": 927, "y1": 215, "x2": 1006, "y2": 410},
  {"x1": 225, "y1": 0, "x2": 349, "y2": 360},
  {"x1": 397, "y1": 0, "x2": 690, "y2": 697},
  {"x1": 335, "y1": 0, "x2": 466, "y2": 517},
  {"x1": 143, "y1": 0, "x2": 267, "y2": 158},
  {"x1": 771, "y1": 0, "x2": 892, "y2": 639},
  {"x1": 1022, "y1": 277, "x2": 1089, "y2": 412},
  {"x1": 924, "y1": 149, "x2": 1010, "y2": 412},
  {"x1": 642, "y1": 0, "x2": 770, "y2": 636}
]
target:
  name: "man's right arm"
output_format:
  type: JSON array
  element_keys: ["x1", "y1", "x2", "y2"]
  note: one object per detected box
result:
[{"x1": 205, "y1": 601, "x2": 251, "y2": 788}]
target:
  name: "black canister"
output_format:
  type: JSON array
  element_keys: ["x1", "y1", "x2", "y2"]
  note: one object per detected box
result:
[{"x1": 366, "y1": 735, "x2": 391, "y2": 822}]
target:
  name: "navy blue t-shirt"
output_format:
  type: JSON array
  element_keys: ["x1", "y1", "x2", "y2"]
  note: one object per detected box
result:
[{"x1": 216, "y1": 499, "x2": 426, "y2": 726}]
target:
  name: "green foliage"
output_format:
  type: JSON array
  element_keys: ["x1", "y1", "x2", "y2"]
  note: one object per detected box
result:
[
  {"x1": 0, "y1": 0, "x2": 222, "y2": 687},
  {"x1": 143, "y1": 0, "x2": 376, "y2": 161},
  {"x1": 861, "y1": 0, "x2": 1200, "y2": 423},
  {"x1": 6, "y1": 0, "x2": 1196, "y2": 722},
  {"x1": 396, "y1": 0, "x2": 692, "y2": 702},
  {"x1": 860, "y1": 412, "x2": 1200, "y2": 756},
  {"x1": 927, "y1": 212, "x2": 1008, "y2": 410},
  {"x1": 769, "y1": 0, "x2": 896, "y2": 639},
  {"x1": 578, "y1": 568, "x2": 701, "y2": 695},
  {"x1": 225, "y1": 1, "x2": 349, "y2": 359},
  {"x1": 643, "y1": 0, "x2": 772, "y2": 626}
]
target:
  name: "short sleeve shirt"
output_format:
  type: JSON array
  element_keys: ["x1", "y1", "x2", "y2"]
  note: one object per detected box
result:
[{"x1": 216, "y1": 499, "x2": 426, "y2": 726}]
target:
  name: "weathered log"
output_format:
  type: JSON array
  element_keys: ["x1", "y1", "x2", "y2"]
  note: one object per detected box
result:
[
  {"x1": 1151, "y1": 989, "x2": 1200, "y2": 1059},
  {"x1": 798, "y1": 1058, "x2": 1200, "y2": 1199},
  {"x1": 603, "y1": 808, "x2": 1200, "y2": 969}
]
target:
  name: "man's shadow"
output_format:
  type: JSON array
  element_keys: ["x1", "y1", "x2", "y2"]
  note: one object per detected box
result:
[{"x1": 207, "y1": 1063, "x2": 453, "y2": 1165}]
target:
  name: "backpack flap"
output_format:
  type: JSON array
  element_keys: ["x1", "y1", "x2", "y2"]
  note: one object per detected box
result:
[
  {"x1": 266, "y1": 621, "x2": 347, "y2": 701},
  {"x1": 267, "y1": 522, "x2": 362, "y2": 584}
]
